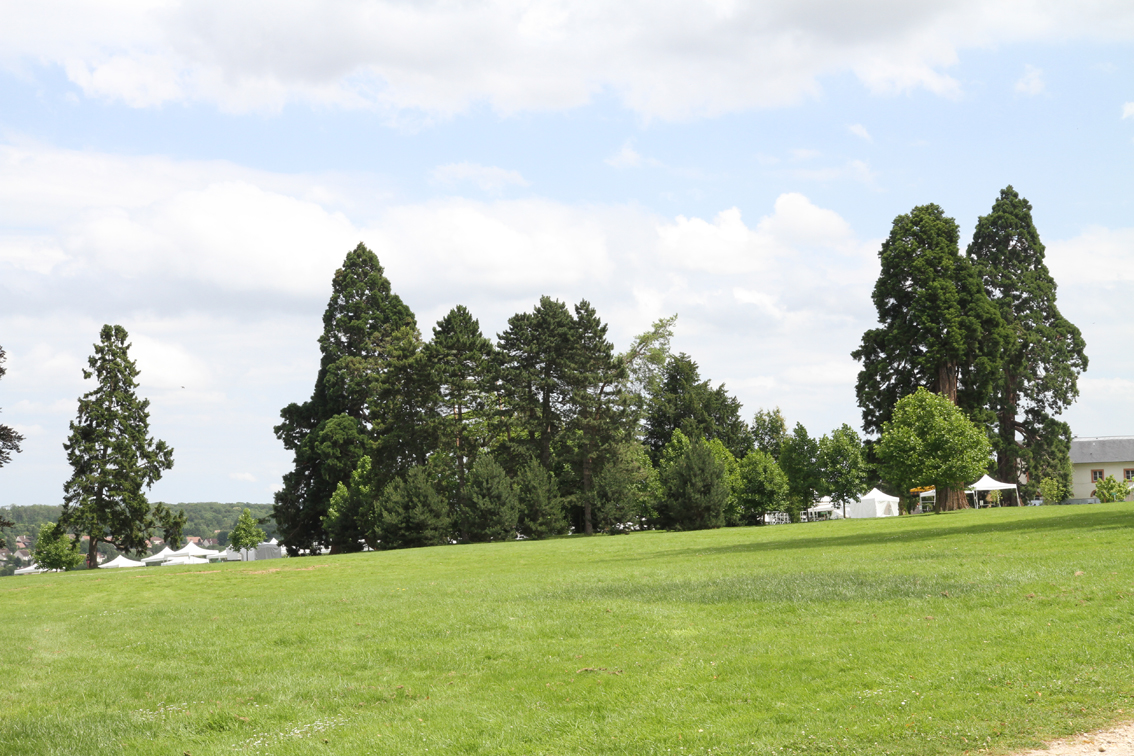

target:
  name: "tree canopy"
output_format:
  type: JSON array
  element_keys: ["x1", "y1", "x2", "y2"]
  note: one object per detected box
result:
[{"x1": 59, "y1": 325, "x2": 175, "y2": 568}]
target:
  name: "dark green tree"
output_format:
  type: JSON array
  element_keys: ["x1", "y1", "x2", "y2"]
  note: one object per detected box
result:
[
  {"x1": 0, "y1": 346, "x2": 23, "y2": 544},
  {"x1": 660, "y1": 435, "x2": 727, "y2": 531},
  {"x1": 59, "y1": 325, "x2": 174, "y2": 569},
  {"x1": 751, "y1": 407, "x2": 787, "y2": 461},
  {"x1": 366, "y1": 466, "x2": 451, "y2": 550},
  {"x1": 273, "y1": 243, "x2": 416, "y2": 555},
  {"x1": 515, "y1": 459, "x2": 567, "y2": 539},
  {"x1": 428, "y1": 305, "x2": 495, "y2": 499},
  {"x1": 818, "y1": 424, "x2": 868, "y2": 518},
  {"x1": 876, "y1": 388, "x2": 991, "y2": 512},
  {"x1": 463, "y1": 454, "x2": 520, "y2": 542},
  {"x1": 966, "y1": 186, "x2": 1087, "y2": 497},
  {"x1": 324, "y1": 455, "x2": 374, "y2": 551},
  {"x1": 778, "y1": 423, "x2": 821, "y2": 521},
  {"x1": 150, "y1": 503, "x2": 187, "y2": 549},
  {"x1": 496, "y1": 297, "x2": 577, "y2": 471},
  {"x1": 645, "y1": 353, "x2": 752, "y2": 462},
  {"x1": 735, "y1": 450, "x2": 790, "y2": 525},
  {"x1": 853, "y1": 204, "x2": 1001, "y2": 509}
]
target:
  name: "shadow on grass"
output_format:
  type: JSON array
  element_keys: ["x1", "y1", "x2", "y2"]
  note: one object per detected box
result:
[{"x1": 639, "y1": 506, "x2": 1134, "y2": 564}]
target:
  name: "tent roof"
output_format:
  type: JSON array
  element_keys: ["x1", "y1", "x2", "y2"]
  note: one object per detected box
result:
[
  {"x1": 161, "y1": 556, "x2": 209, "y2": 566},
  {"x1": 860, "y1": 487, "x2": 900, "y2": 503},
  {"x1": 142, "y1": 546, "x2": 176, "y2": 563},
  {"x1": 170, "y1": 542, "x2": 217, "y2": 558},
  {"x1": 970, "y1": 474, "x2": 1018, "y2": 491},
  {"x1": 102, "y1": 555, "x2": 145, "y2": 568}
]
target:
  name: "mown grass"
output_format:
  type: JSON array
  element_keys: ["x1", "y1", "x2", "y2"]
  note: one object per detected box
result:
[{"x1": 3, "y1": 503, "x2": 1134, "y2": 756}]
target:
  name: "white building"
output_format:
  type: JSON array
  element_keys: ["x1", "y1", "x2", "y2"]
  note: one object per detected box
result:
[{"x1": 1069, "y1": 436, "x2": 1134, "y2": 501}]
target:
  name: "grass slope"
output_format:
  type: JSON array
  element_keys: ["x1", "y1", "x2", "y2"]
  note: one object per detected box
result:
[{"x1": 4, "y1": 504, "x2": 1133, "y2": 756}]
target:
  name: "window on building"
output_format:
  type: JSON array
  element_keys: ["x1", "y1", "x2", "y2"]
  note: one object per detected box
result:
[
  {"x1": 1092, "y1": 469, "x2": 1105, "y2": 483},
  {"x1": 1126, "y1": 469, "x2": 1134, "y2": 482}
]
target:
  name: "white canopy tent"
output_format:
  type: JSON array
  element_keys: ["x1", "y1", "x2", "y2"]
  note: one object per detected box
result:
[
  {"x1": 14, "y1": 563, "x2": 46, "y2": 575},
  {"x1": 169, "y1": 542, "x2": 217, "y2": 559},
  {"x1": 161, "y1": 556, "x2": 209, "y2": 566},
  {"x1": 969, "y1": 474, "x2": 1019, "y2": 505},
  {"x1": 846, "y1": 488, "x2": 901, "y2": 519},
  {"x1": 102, "y1": 555, "x2": 145, "y2": 569},
  {"x1": 142, "y1": 546, "x2": 176, "y2": 565}
]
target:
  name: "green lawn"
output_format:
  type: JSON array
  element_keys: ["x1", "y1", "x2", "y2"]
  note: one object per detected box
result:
[{"x1": 4, "y1": 504, "x2": 1134, "y2": 756}]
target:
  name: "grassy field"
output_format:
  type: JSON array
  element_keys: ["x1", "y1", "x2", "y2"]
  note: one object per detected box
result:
[{"x1": 3, "y1": 504, "x2": 1134, "y2": 756}]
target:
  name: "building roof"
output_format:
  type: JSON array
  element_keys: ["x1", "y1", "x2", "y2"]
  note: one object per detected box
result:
[{"x1": 1070, "y1": 436, "x2": 1134, "y2": 464}]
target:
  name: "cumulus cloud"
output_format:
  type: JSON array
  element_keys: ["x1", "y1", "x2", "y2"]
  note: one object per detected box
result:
[
  {"x1": 1015, "y1": 64, "x2": 1045, "y2": 95},
  {"x1": 1123, "y1": 102, "x2": 1134, "y2": 119},
  {"x1": 4, "y1": 1, "x2": 1134, "y2": 118},
  {"x1": 606, "y1": 142, "x2": 643, "y2": 169},
  {"x1": 847, "y1": 123, "x2": 872, "y2": 141}
]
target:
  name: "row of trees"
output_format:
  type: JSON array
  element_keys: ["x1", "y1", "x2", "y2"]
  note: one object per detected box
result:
[
  {"x1": 854, "y1": 187, "x2": 1086, "y2": 508},
  {"x1": 274, "y1": 244, "x2": 876, "y2": 553}
]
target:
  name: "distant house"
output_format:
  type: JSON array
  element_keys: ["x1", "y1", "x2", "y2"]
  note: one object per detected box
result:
[
  {"x1": 186, "y1": 536, "x2": 202, "y2": 545},
  {"x1": 1070, "y1": 436, "x2": 1134, "y2": 501}
]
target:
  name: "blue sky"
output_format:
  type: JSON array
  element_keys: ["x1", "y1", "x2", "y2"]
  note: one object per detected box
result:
[{"x1": 2, "y1": 1, "x2": 1133, "y2": 506}]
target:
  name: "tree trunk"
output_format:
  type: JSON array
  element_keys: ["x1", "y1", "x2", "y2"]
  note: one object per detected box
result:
[
  {"x1": 936, "y1": 485, "x2": 969, "y2": 512},
  {"x1": 87, "y1": 536, "x2": 98, "y2": 569},
  {"x1": 936, "y1": 361, "x2": 958, "y2": 404},
  {"x1": 582, "y1": 449, "x2": 594, "y2": 535},
  {"x1": 996, "y1": 371, "x2": 1019, "y2": 502}
]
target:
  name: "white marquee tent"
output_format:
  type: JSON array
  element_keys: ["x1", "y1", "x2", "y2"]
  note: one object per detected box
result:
[
  {"x1": 169, "y1": 542, "x2": 217, "y2": 559},
  {"x1": 161, "y1": 556, "x2": 209, "y2": 566},
  {"x1": 142, "y1": 546, "x2": 176, "y2": 565},
  {"x1": 846, "y1": 488, "x2": 901, "y2": 519},
  {"x1": 969, "y1": 474, "x2": 1019, "y2": 505},
  {"x1": 102, "y1": 555, "x2": 145, "y2": 569}
]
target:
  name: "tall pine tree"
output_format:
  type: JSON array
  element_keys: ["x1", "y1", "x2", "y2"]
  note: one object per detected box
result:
[
  {"x1": 966, "y1": 187, "x2": 1086, "y2": 497},
  {"x1": 273, "y1": 243, "x2": 416, "y2": 555},
  {"x1": 0, "y1": 345, "x2": 22, "y2": 543},
  {"x1": 60, "y1": 325, "x2": 174, "y2": 568}
]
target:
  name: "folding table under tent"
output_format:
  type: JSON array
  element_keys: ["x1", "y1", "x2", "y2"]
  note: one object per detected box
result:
[
  {"x1": 969, "y1": 474, "x2": 1020, "y2": 506},
  {"x1": 101, "y1": 555, "x2": 145, "y2": 568},
  {"x1": 846, "y1": 488, "x2": 901, "y2": 518},
  {"x1": 142, "y1": 546, "x2": 176, "y2": 565}
]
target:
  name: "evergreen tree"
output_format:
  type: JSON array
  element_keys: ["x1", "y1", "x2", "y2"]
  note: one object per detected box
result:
[
  {"x1": 496, "y1": 297, "x2": 577, "y2": 470},
  {"x1": 516, "y1": 459, "x2": 567, "y2": 539},
  {"x1": 368, "y1": 324, "x2": 440, "y2": 483},
  {"x1": 705, "y1": 438, "x2": 742, "y2": 525},
  {"x1": 273, "y1": 243, "x2": 416, "y2": 555},
  {"x1": 966, "y1": 186, "x2": 1087, "y2": 496},
  {"x1": 645, "y1": 354, "x2": 752, "y2": 461},
  {"x1": 661, "y1": 435, "x2": 727, "y2": 531},
  {"x1": 323, "y1": 455, "x2": 373, "y2": 551},
  {"x1": 876, "y1": 388, "x2": 992, "y2": 512},
  {"x1": 59, "y1": 325, "x2": 174, "y2": 569},
  {"x1": 818, "y1": 424, "x2": 868, "y2": 518},
  {"x1": 751, "y1": 407, "x2": 787, "y2": 461},
  {"x1": 230, "y1": 508, "x2": 267, "y2": 559},
  {"x1": 852, "y1": 204, "x2": 1001, "y2": 509},
  {"x1": 0, "y1": 345, "x2": 23, "y2": 469},
  {"x1": 428, "y1": 305, "x2": 495, "y2": 500},
  {"x1": 366, "y1": 466, "x2": 451, "y2": 550},
  {"x1": 735, "y1": 450, "x2": 790, "y2": 525},
  {"x1": 151, "y1": 503, "x2": 187, "y2": 549},
  {"x1": 778, "y1": 423, "x2": 821, "y2": 521},
  {"x1": 464, "y1": 454, "x2": 520, "y2": 542}
]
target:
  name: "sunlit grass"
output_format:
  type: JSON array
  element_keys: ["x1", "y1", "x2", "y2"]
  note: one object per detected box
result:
[{"x1": 3, "y1": 503, "x2": 1134, "y2": 755}]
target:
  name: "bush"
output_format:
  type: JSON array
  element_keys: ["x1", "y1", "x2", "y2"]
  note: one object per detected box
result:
[
  {"x1": 1094, "y1": 475, "x2": 1130, "y2": 504},
  {"x1": 32, "y1": 523, "x2": 83, "y2": 571},
  {"x1": 464, "y1": 455, "x2": 519, "y2": 542}
]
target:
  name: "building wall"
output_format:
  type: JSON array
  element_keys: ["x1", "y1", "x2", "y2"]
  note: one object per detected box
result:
[{"x1": 1071, "y1": 462, "x2": 1134, "y2": 501}]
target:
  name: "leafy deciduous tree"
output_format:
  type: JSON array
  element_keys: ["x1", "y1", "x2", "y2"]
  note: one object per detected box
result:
[
  {"x1": 779, "y1": 423, "x2": 821, "y2": 521},
  {"x1": 876, "y1": 388, "x2": 991, "y2": 512},
  {"x1": 735, "y1": 450, "x2": 790, "y2": 525},
  {"x1": 230, "y1": 508, "x2": 267, "y2": 559},
  {"x1": 818, "y1": 424, "x2": 868, "y2": 518},
  {"x1": 59, "y1": 325, "x2": 175, "y2": 569},
  {"x1": 592, "y1": 441, "x2": 659, "y2": 533},
  {"x1": 32, "y1": 523, "x2": 83, "y2": 571},
  {"x1": 751, "y1": 407, "x2": 787, "y2": 461}
]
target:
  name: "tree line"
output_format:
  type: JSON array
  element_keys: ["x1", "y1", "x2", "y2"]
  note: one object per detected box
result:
[{"x1": 272, "y1": 244, "x2": 873, "y2": 554}]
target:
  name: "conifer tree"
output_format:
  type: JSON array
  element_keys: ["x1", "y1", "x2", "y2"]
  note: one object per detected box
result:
[
  {"x1": 853, "y1": 204, "x2": 1001, "y2": 510},
  {"x1": 593, "y1": 441, "x2": 660, "y2": 533},
  {"x1": 966, "y1": 186, "x2": 1087, "y2": 496},
  {"x1": 0, "y1": 345, "x2": 23, "y2": 470},
  {"x1": 463, "y1": 454, "x2": 519, "y2": 542},
  {"x1": 60, "y1": 325, "x2": 174, "y2": 568},
  {"x1": 516, "y1": 458, "x2": 567, "y2": 539},
  {"x1": 428, "y1": 306, "x2": 495, "y2": 496},
  {"x1": 274, "y1": 243, "x2": 415, "y2": 555},
  {"x1": 645, "y1": 354, "x2": 752, "y2": 462},
  {"x1": 660, "y1": 435, "x2": 727, "y2": 531},
  {"x1": 367, "y1": 466, "x2": 451, "y2": 550},
  {"x1": 324, "y1": 455, "x2": 373, "y2": 550}
]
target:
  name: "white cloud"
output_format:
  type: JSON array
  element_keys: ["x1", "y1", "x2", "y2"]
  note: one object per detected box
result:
[
  {"x1": 431, "y1": 162, "x2": 530, "y2": 192},
  {"x1": 5, "y1": 1, "x2": 1134, "y2": 119},
  {"x1": 1015, "y1": 64, "x2": 1045, "y2": 95},
  {"x1": 847, "y1": 124, "x2": 872, "y2": 142},
  {"x1": 229, "y1": 472, "x2": 257, "y2": 483},
  {"x1": 606, "y1": 142, "x2": 643, "y2": 169},
  {"x1": 1123, "y1": 102, "x2": 1134, "y2": 119}
]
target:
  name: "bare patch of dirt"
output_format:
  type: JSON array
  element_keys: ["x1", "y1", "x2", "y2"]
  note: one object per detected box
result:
[{"x1": 1013, "y1": 720, "x2": 1134, "y2": 755}]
